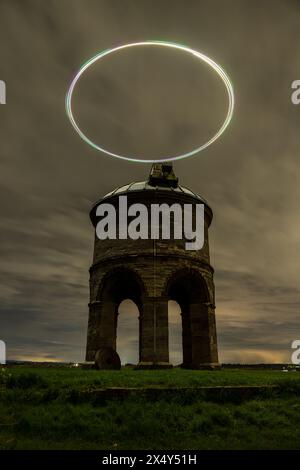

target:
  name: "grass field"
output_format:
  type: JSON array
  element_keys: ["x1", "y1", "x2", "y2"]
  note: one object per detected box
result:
[{"x1": 0, "y1": 367, "x2": 300, "y2": 450}]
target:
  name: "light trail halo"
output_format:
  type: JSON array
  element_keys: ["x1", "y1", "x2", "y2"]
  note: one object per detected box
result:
[{"x1": 66, "y1": 41, "x2": 234, "y2": 163}]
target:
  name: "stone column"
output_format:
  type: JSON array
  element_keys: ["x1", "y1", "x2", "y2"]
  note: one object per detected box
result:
[
  {"x1": 190, "y1": 302, "x2": 220, "y2": 369},
  {"x1": 97, "y1": 300, "x2": 117, "y2": 350},
  {"x1": 155, "y1": 297, "x2": 170, "y2": 365},
  {"x1": 85, "y1": 300, "x2": 102, "y2": 361},
  {"x1": 137, "y1": 296, "x2": 172, "y2": 368},
  {"x1": 206, "y1": 303, "x2": 219, "y2": 366},
  {"x1": 85, "y1": 300, "x2": 118, "y2": 361},
  {"x1": 138, "y1": 298, "x2": 155, "y2": 365},
  {"x1": 181, "y1": 304, "x2": 192, "y2": 367}
]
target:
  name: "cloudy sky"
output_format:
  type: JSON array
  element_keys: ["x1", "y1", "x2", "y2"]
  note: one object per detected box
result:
[{"x1": 0, "y1": 0, "x2": 300, "y2": 364}]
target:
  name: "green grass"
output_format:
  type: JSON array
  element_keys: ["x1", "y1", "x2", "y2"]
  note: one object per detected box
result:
[
  {"x1": 0, "y1": 367, "x2": 300, "y2": 450},
  {"x1": 3, "y1": 366, "x2": 300, "y2": 389}
]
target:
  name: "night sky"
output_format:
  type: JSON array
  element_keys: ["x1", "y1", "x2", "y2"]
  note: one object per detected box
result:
[{"x1": 0, "y1": 0, "x2": 300, "y2": 364}]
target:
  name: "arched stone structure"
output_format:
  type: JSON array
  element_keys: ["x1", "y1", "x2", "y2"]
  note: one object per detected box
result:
[
  {"x1": 165, "y1": 268, "x2": 218, "y2": 368},
  {"x1": 86, "y1": 164, "x2": 220, "y2": 369},
  {"x1": 86, "y1": 267, "x2": 145, "y2": 362}
]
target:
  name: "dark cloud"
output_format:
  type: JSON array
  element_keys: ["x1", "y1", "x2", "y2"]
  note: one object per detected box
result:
[{"x1": 0, "y1": 0, "x2": 300, "y2": 363}]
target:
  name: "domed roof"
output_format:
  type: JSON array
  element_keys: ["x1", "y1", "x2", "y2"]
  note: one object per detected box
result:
[
  {"x1": 90, "y1": 164, "x2": 212, "y2": 225},
  {"x1": 102, "y1": 180, "x2": 209, "y2": 205},
  {"x1": 91, "y1": 164, "x2": 212, "y2": 218}
]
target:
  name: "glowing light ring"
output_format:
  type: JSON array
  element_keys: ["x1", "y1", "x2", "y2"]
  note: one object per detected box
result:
[{"x1": 66, "y1": 41, "x2": 234, "y2": 163}]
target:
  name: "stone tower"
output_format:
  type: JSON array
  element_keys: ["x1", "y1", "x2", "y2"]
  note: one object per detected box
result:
[{"x1": 86, "y1": 164, "x2": 219, "y2": 369}]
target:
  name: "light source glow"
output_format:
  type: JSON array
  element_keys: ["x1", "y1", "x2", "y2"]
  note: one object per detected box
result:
[{"x1": 66, "y1": 41, "x2": 234, "y2": 163}]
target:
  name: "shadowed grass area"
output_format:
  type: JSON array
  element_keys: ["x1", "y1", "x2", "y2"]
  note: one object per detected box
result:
[
  {"x1": 1, "y1": 397, "x2": 300, "y2": 450},
  {"x1": 0, "y1": 367, "x2": 300, "y2": 449},
  {"x1": 2, "y1": 366, "x2": 300, "y2": 389}
]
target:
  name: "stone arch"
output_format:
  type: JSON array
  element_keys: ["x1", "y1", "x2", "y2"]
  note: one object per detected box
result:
[
  {"x1": 164, "y1": 267, "x2": 211, "y2": 304},
  {"x1": 165, "y1": 267, "x2": 218, "y2": 368},
  {"x1": 86, "y1": 267, "x2": 146, "y2": 362},
  {"x1": 97, "y1": 266, "x2": 147, "y2": 307}
]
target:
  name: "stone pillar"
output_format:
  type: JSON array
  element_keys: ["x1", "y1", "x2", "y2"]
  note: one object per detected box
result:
[
  {"x1": 97, "y1": 300, "x2": 117, "y2": 350},
  {"x1": 155, "y1": 297, "x2": 170, "y2": 365},
  {"x1": 85, "y1": 300, "x2": 117, "y2": 362},
  {"x1": 137, "y1": 297, "x2": 172, "y2": 368},
  {"x1": 181, "y1": 304, "x2": 192, "y2": 367},
  {"x1": 190, "y1": 302, "x2": 220, "y2": 369},
  {"x1": 85, "y1": 300, "x2": 101, "y2": 361},
  {"x1": 206, "y1": 303, "x2": 219, "y2": 366},
  {"x1": 138, "y1": 298, "x2": 155, "y2": 365}
]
